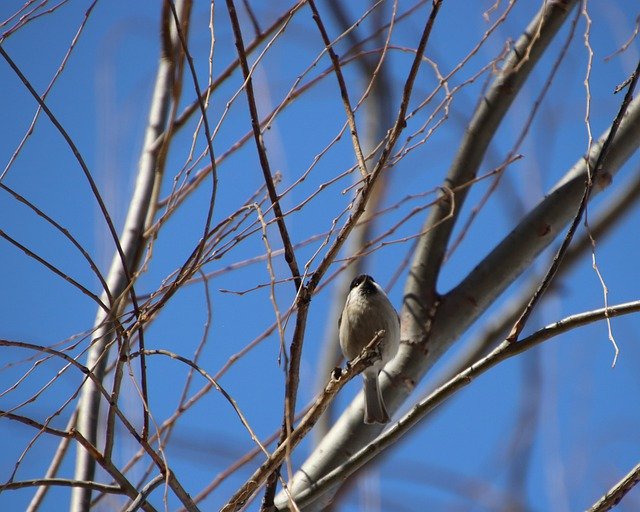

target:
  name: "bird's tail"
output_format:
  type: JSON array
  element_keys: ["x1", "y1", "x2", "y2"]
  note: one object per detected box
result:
[{"x1": 363, "y1": 373, "x2": 389, "y2": 424}]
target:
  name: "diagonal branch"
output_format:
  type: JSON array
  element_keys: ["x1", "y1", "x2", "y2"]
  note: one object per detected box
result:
[
  {"x1": 403, "y1": 0, "x2": 579, "y2": 331},
  {"x1": 587, "y1": 461, "x2": 640, "y2": 512},
  {"x1": 223, "y1": 2, "x2": 306, "y2": 507},
  {"x1": 506, "y1": 58, "x2": 640, "y2": 350},
  {"x1": 423, "y1": 166, "x2": 640, "y2": 399},
  {"x1": 222, "y1": 332, "x2": 388, "y2": 512}
]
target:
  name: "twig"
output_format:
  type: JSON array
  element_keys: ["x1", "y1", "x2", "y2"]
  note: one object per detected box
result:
[
  {"x1": 129, "y1": 349, "x2": 270, "y2": 459},
  {"x1": 0, "y1": 41, "x2": 139, "y2": 322},
  {"x1": 604, "y1": 15, "x2": 640, "y2": 62},
  {"x1": 587, "y1": 461, "x2": 640, "y2": 512},
  {"x1": 0, "y1": 229, "x2": 108, "y2": 312},
  {"x1": 26, "y1": 411, "x2": 78, "y2": 512},
  {"x1": 1, "y1": 0, "x2": 99, "y2": 181},
  {"x1": 224, "y1": 0, "x2": 302, "y2": 292},
  {"x1": 506, "y1": 58, "x2": 640, "y2": 358},
  {"x1": 5, "y1": 479, "x2": 124, "y2": 494},
  {"x1": 124, "y1": 474, "x2": 166, "y2": 512},
  {"x1": 307, "y1": 0, "x2": 369, "y2": 178},
  {"x1": 0, "y1": 183, "x2": 112, "y2": 303}
]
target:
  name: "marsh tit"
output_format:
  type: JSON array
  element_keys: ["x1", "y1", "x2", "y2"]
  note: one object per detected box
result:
[{"x1": 339, "y1": 274, "x2": 400, "y2": 424}]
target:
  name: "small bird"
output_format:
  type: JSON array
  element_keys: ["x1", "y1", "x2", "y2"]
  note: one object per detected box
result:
[{"x1": 339, "y1": 274, "x2": 400, "y2": 424}]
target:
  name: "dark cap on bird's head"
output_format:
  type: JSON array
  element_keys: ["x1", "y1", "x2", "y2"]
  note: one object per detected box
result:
[{"x1": 349, "y1": 274, "x2": 377, "y2": 294}]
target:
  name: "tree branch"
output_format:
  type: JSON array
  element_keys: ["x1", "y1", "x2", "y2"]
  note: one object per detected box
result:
[
  {"x1": 506, "y1": 57, "x2": 640, "y2": 351},
  {"x1": 587, "y1": 461, "x2": 640, "y2": 512},
  {"x1": 276, "y1": 2, "x2": 582, "y2": 508},
  {"x1": 278, "y1": 300, "x2": 640, "y2": 510}
]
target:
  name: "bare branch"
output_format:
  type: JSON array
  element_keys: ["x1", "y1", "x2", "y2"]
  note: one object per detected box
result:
[
  {"x1": 72, "y1": 2, "x2": 193, "y2": 509},
  {"x1": 307, "y1": 0, "x2": 370, "y2": 178},
  {"x1": 222, "y1": 331, "x2": 388, "y2": 512},
  {"x1": 587, "y1": 461, "x2": 640, "y2": 512}
]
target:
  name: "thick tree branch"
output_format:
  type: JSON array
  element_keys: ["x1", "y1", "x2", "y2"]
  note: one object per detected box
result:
[
  {"x1": 278, "y1": 88, "x2": 640, "y2": 512},
  {"x1": 278, "y1": 300, "x2": 640, "y2": 510},
  {"x1": 276, "y1": 2, "x2": 582, "y2": 508},
  {"x1": 403, "y1": 0, "x2": 578, "y2": 348}
]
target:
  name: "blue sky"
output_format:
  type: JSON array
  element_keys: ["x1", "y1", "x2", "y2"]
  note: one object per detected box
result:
[{"x1": 1, "y1": 1, "x2": 640, "y2": 511}]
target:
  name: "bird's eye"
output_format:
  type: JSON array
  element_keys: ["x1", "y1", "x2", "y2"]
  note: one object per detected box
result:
[{"x1": 349, "y1": 275, "x2": 364, "y2": 289}]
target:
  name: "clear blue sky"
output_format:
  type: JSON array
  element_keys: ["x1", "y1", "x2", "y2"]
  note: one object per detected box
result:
[{"x1": 1, "y1": 1, "x2": 640, "y2": 511}]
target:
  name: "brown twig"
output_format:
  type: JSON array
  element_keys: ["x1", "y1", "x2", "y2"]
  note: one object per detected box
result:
[
  {"x1": 221, "y1": 331, "x2": 387, "y2": 512},
  {"x1": 0, "y1": 42, "x2": 141, "y2": 327},
  {"x1": 0, "y1": 338, "x2": 199, "y2": 511},
  {"x1": 0, "y1": 183, "x2": 112, "y2": 303},
  {"x1": 307, "y1": 0, "x2": 369, "y2": 178},
  {"x1": 0, "y1": 229, "x2": 108, "y2": 313},
  {"x1": 224, "y1": 0, "x2": 302, "y2": 292}
]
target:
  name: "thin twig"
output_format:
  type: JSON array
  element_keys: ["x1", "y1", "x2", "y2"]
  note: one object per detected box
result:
[
  {"x1": 0, "y1": 338, "x2": 199, "y2": 511},
  {"x1": 0, "y1": 229, "x2": 109, "y2": 312},
  {"x1": 507, "y1": 58, "x2": 640, "y2": 358},
  {"x1": 26, "y1": 410, "x2": 78, "y2": 512},
  {"x1": 224, "y1": 0, "x2": 302, "y2": 292},
  {"x1": 0, "y1": 42, "x2": 140, "y2": 326},
  {"x1": 307, "y1": 0, "x2": 369, "y2": 178},
  {"x1": 5, "y1": 479, "x2": 124, "y2": 494}
]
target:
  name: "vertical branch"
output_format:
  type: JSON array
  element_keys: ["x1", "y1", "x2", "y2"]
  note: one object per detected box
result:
[
  {"x1": 70, "y1": 1, "x2": 192, "y2": 510},
  {"x1": 223, "y1": 1, "x2": 307, "y2": 508}
]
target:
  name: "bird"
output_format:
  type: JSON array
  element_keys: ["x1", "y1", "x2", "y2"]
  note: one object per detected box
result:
[{"x1": 338, "y1": 274, "x2": 400, "y2": 424}]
